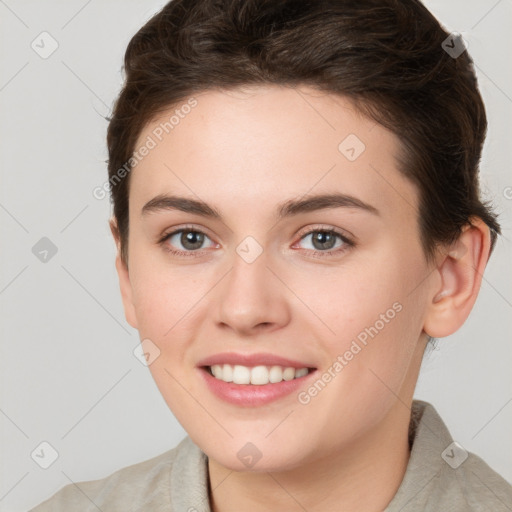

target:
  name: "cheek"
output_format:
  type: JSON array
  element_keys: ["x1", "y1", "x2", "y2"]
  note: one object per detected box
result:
[
  {"x1": 291, "y1": 288, "x2": 422, "y2": 453},
  {"x1": 129, "y1": 262, "x2": 205, "y2": 418},
  {"x1": 128, "y1": 254, "x2": 203, "y2": 338},
  {"x1": 297, "y1": 257, "x2": 412, "y2": 337},
  {"x1": 298, "y1": 250, "x2": 426, "y2": 383}
]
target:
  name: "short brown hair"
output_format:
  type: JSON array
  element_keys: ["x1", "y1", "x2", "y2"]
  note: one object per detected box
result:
[{"x1": 107, "y1": 0, "x2": 500, "y2": 265}]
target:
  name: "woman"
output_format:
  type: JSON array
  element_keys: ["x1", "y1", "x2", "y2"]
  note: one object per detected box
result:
[{"x1": 31, "y1": 0, "x2": 512, "y2": 510}]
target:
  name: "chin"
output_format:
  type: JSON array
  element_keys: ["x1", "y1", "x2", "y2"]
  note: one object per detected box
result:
[{"x1": 200, "y1": 435, "x2": 311, "y2": 473}]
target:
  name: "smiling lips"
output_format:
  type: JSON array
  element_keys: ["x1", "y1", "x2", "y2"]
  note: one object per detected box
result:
[{"x1": 197, "y1": 352, "x2": 316, "y2": 406}]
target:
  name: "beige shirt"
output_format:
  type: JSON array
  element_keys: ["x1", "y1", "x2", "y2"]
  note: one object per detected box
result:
[{"x1": 30, "y1": 400, "x2": 512, "y2": 511}]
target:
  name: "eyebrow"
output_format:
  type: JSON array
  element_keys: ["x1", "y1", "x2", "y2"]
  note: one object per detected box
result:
[{"x1": 141, "y1": 193, "x2": 380, "y2": 219}]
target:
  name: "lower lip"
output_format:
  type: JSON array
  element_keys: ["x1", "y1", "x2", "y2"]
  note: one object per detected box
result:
[{"x1": 199, "y1": 368, "x2": 316, "y2": 407}]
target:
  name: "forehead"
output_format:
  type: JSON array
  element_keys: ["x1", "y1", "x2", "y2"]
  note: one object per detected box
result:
[{"x1": 130, "y1": 85, "x2": 418, "y2": 223}]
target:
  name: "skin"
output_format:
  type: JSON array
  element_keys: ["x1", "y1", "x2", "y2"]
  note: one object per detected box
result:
[{"x1": 111, "y1": 85, "x2": 490, "y2": 511}]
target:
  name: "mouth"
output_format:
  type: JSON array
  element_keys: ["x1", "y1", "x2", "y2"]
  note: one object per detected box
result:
[
  {"x1": 205, "y1": 364, "x2": 313, "y2": 385},
  {"x1": 197, "y1": 353, "x2": 317, "y2": 406}
]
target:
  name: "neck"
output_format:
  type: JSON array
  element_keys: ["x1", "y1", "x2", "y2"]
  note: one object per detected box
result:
[{"x1": 208, "y1": 399, "x2": 412, "y2": 512}]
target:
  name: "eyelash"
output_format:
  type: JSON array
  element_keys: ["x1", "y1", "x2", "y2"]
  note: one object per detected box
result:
[{"x1": 158, "y1": 224, "x2": 355, "y2": 259}]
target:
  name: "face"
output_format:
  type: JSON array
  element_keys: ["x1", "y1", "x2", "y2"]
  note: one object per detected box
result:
[{"x1": 116, "y1": 85, "x2": 433, "y2": 472}]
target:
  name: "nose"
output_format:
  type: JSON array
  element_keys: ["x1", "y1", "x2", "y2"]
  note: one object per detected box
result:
[{"x1": 214, "y1": 248, "x2": 291, "y2": 337}]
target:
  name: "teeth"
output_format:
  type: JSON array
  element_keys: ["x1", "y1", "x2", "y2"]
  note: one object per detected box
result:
[
  {"x1": 295, "y1": 368, "x2": 308, "y2": 378},
  {"x1": 232, "y1": 365, "x2": 251, "y2": 384},
  {"x1": 211, "y1": 365, "x2": 223, "y2": 379},
  {"x1": 250, "y1": 365, "x2": 269, "y2": 385},
  {"x1": 282, "y1": 367, "x2": 295, "y2": 381},
  {"x1": 269, "y1": 365, "x2": 283, "y2": 383},
  {"x1": 209, "y1": 364, "x2": 310, "y2": 385},
  {"x1": 222, "y1": 364, "x2": 233, "y2": 382}
]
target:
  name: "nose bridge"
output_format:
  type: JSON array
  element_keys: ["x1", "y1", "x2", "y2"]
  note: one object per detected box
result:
[{"x1": 215, "y1": 240, "x2": 289, "y2": 334}]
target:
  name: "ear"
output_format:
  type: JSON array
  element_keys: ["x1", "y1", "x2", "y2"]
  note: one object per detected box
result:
[
  {"x1": 110, "y1": 217, "x2": 138, "y2": 329},
  {"x1": 423, "y1": 218, "x2": 492, "y2": 338}
]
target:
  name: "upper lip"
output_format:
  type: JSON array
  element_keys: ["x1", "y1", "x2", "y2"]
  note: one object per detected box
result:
[{"x1": 197, "y1": 352, "x2": 315, "y2": 369}]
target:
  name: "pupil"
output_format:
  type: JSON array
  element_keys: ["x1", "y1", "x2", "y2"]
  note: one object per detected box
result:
[
  {"x1": 182, "y1": 231, "x2": 204, "y2": 250},
  {"x1": 313, "y1": 231, "x2": 335, "y2": 250}
]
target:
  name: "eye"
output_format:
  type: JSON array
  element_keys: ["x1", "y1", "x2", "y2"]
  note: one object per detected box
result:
[
  {"x1": 295, "y1": 228, "x2": 354, "y2": 257},
  {"x1": 158, "y1": 225, "x2": 354, "y2": 258},
  {"x1": 159, "y1": 227, "x2": 216, "y2": 255}
]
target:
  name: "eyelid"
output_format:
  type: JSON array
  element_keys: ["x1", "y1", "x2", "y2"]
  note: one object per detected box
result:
[
  {"x1": 295, "y1": 223, "x2": 355, "y2": 243},
  {"x1": 159, "y1": 223, "x2": 214, "y2": 241}
]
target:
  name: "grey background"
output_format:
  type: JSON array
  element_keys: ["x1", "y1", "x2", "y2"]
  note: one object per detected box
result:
[{"x1": 0, "y1": 1, "x2": 511, "y2": 510}]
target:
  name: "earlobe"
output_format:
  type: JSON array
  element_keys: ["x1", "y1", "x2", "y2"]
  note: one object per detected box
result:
[
  {"x1": 423, "y1": 219, "x2": 491, "y2": 338},
  {"x1": 110, "y1": 218, "x2": 138, "y2": 329}
]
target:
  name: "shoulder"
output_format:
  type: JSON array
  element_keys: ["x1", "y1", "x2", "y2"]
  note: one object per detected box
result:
[
  {"x1": 417, "y1": 449, "x2": 512, "y2": 512},
  {"x1": 29, "y1": 436, "x2": 205, "y2": 512},
  {"x1": 455, "y1": 450, "x2": 512, "y2": 511},
  {"x1": 387, "y1": 400, "x2": 512, "y2": 512}
]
